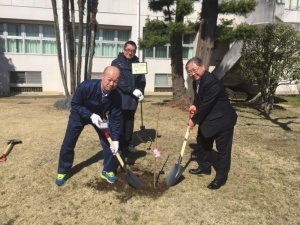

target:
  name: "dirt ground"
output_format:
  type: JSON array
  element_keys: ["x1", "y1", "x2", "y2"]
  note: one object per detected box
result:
[{"x1": 0, "y1": 95, "x2": 299, "y2": 225}]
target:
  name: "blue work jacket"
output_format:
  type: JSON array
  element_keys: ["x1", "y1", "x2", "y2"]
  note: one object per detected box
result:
[
  {"x1": 111, "y1": 52, "x2": 146, "y2": 110},
  {"x1": 70, "y1": 79, "x2": 122, "y2": 140}
]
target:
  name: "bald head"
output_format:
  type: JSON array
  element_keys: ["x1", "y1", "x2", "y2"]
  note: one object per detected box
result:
[
  {"x1": 101, "y1": 66, "x2": 120, "y2": 93},
  {"x1": 103, "y1": 66, "x2": 120, "y2": 77}
]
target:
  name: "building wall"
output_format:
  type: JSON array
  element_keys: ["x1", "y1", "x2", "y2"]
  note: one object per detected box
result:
[
  {"x1": 1, "y1": 0, "x2": 298, "y2": 96},
  {"x1": 0, "y1": 54, "x2": 64, "y2": 94},
  {"x1": 1, "y1": 0, "x2": 200, "y2": 95}
]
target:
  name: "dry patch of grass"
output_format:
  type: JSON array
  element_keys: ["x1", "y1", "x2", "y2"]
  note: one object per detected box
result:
[{"x1": 0, "y1": 95, "x2": 299, "y2": 225}]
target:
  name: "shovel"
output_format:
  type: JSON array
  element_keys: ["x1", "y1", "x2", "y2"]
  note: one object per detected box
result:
[
  {"x1": 140, "y1": 101, "x2": 145, "y2": 130},
  {"x1": 166, "y1": 126, "x2": 190, "y2": 187},
  {"x1": 102, "y1": 129, "x2": 142, "y2": 189},
  {"x1": 0, "y1": 139, "x2": 22, "y2": 162}
]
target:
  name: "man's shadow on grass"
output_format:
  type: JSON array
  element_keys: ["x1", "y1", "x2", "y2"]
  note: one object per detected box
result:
[
  {"x1": 68, "y1": 128, "x2": 162, "y2": 179},
  {"x1": 69, "y1": 151, "x2": 103, "y2": 179},
  {"x1": 69, "y1": 148, "x2": 147, "y2": 179},
  {"x1": 132, "y1": 128, "x2": 161, "y2": 148}
]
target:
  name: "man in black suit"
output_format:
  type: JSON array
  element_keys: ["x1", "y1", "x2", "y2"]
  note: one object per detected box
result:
[{"x1": 186, "y1": 57, "x2": 237, "y2": 190}]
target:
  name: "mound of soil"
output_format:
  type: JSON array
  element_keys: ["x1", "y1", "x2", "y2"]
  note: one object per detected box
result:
[{"x1": 86, "y1": 165, "x2": 168, "y2": 203}]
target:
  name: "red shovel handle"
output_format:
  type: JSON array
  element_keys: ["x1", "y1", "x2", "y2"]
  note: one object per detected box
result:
[
  {"x1": 101, "y1": 129, "x2": 125, "y2": 167},
  {"x1": 102, "y1": 129, "x2": 110, "y2": 139}
]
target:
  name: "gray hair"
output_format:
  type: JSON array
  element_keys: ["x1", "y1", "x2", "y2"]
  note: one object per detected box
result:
[{"x1": 185, "y1": 57, "x2": 203, "y2": 70}]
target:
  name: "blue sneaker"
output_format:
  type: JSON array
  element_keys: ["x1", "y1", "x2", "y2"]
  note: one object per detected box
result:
[
  {"x1": 101, "y1": 171, "x2": 118, "y2": 183},
  {"x1": 56, "y1": 174, "x2": 68, "y2": 186}
]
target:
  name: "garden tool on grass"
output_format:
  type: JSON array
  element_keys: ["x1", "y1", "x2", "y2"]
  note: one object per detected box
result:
[{"x1": 0, "y1": 139, "x2": 22, "y2": 162}]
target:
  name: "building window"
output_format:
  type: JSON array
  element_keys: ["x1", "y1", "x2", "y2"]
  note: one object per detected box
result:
[
  {"x1": 25, "y1": 24, "x2": 40, "y2": 53},
  {"x1": 10, "y1": 71, "x2": 42, "y2": 93},
  {"x1": 155, "y1": 46, "x2": 168, "y2": 58},
  {"x1": 99, "y1": 29, "x2": 129, "y2": 57},
  {"x1": 7, "y1": 24, "x2": 23, "y2": 53},
  {"x1": 145, "y1": 34, "x2": 194, "y2": 59},
  {"x1": 91, "y1": 72, "x2": 102, "y2": 80},
  {"x1": 154, "y1": 74, "x2": 172, "y2": 92},
  {"x1": 0, "y1": 23, "x2": 57, "y2": 54},
  {"x1": 42, "y1": 25, "x2": 57, "y2": 54},
  {"x1": 76, "y1": 28, "x2": 130, "y2": 57},
  {"x1": 285, "y1": 0, "x2": 300, "y2": 9},
  {"x1": 182, "y1": 34, "x2": 194, "y2": 58}
]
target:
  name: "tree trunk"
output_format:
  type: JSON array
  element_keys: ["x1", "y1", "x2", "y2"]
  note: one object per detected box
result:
[
  {"x1": 188, "y1": 0, "x2": 218, "y2": 102},
  {"x1": 170, "y1": 32, "x2": 184, "y2": 98},
  {"x1": 87, "y1": 22, "x2": 96, "y2": 79},
  {"x1": 87, "y1": 0, "x2": 98, "y2": 79},
  {"x1": 266, "y1": 84, "x2": 277, "y2": 113},
  {"x1": 168, "y1": 0, "x2": 192, "y2": 108},
  {"x1": 84, "y1": 0, "x2": 91, "y2": 80},
  {"x1": 248, "y1": 92, "x2": 261, "y2": 104},
  {"x1": 77, "y1": 0, "x2": 86, "y2": 83},
  {"x1": 63, "y1": 0, "x2": 76, "y2": 94},
  {"x1": 51, "y1": 0, "x2": 70, "y2": 96},
  {"x1": 197, "y1": 0, "x2": 218, "y2": 67},
  {"x1": 70, "y1": 0, "x2": 77, "y2": 88}
]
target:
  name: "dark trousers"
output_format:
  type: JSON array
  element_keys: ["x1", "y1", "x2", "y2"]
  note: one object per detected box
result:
[
  {"x1": 57, "y1": 113, "x2": 118, "y2": 174},
  {"x1": 119, "y1": 109, "x2": 136, "y2": 149},
  {"x1": 196, "y1": 127, "x2": 234, "y2": 180}
]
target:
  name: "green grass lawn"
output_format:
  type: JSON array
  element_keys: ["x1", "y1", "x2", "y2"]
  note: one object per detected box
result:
[{"x1": 274, "y1": 95, "x2": 300, "y2": 106}]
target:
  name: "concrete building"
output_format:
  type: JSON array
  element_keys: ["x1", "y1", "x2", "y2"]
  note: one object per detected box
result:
[
  {"x1": 0, "y1": 0, "x2": 299, "y2": 96},
  {"x1": 214, "y1": 0, "x2": 300, "y2": 95}
]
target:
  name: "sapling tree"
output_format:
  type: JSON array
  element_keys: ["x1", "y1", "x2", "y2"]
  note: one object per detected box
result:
[{"x1": 240, "y1": 23, "x2": 300, "y2": 113}]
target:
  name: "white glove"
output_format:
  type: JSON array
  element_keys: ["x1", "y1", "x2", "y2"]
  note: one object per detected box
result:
[
  {"x1": 138, "y1": 94, "x2": 144, "y2": 101},
  {"x1": 90, "y1": 113, "x2": 102, "y2": 128},
  {"x1": 133, "y1": 89, "x2": 143, "y2": 100},
  {"x1": 133, "y1": 89, "x2": 142, "y2": 97},
  {"x1": 111, "y1": 141, "x2": 119, "y2": 154}
]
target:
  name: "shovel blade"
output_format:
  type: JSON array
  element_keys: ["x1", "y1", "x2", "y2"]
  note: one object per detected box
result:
[
  {"x1": 125, "y1": 168, "x2": 142, "y2": 189},
  {"x1": 166, "y1": 164, "x2": 185, "y2": 187}
]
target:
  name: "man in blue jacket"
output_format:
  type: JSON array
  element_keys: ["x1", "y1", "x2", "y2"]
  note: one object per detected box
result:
[
  {"x1": 111, "y1": 41, "x2": 146, "y2": 153},
  {"x1": 56, "y1": 66, "x2": 122, "y2": 186},
  {"x1": 186, "y1": 57, "x2": 237, "y2": 190}
]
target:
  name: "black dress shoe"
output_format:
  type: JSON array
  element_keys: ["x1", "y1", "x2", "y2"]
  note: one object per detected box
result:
[
  {"x1": 207, "y1": 177, "x2": 227, "y2": 190},
  {"x1": 189, "y1": 167, "x2": 211, "y2": 175}
]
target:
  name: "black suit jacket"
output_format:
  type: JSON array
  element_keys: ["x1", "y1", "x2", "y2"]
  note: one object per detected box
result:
[{"x1": 191, "y1": 71, "x2": 237, "y2": 138}]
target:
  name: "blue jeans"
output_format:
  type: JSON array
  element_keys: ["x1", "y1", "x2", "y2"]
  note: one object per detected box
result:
[{"x1": 57, "y1": 113, "x2": 118, "y2": 174}]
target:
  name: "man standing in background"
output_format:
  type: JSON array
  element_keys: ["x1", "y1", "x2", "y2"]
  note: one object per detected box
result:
[{"x1": 111, "y1": 41, "x2": 146, "y2": 153}]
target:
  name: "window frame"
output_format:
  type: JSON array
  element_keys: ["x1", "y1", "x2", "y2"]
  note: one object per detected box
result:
[
  {"x1": 154, "y1": 73, "x2": 172, "y2": 87},
  {"x1": 76, "y1": 27, "x2": 130, "y2": 57},
  {"x1": 285, "y1": 0, "x2": 300, "y2": 9},
  {"x1": 0, "y1": 22, "x2": 57, "y2": 55},
  {"x1": 154, "y1": 73, "x2": 173, "y2": 92},
  {"x1": 145, "y1": 33, "x2": 194, "y2": 59},
  {"x1": 10, "y1": 71, "x2": 42, "y2": 87}
]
